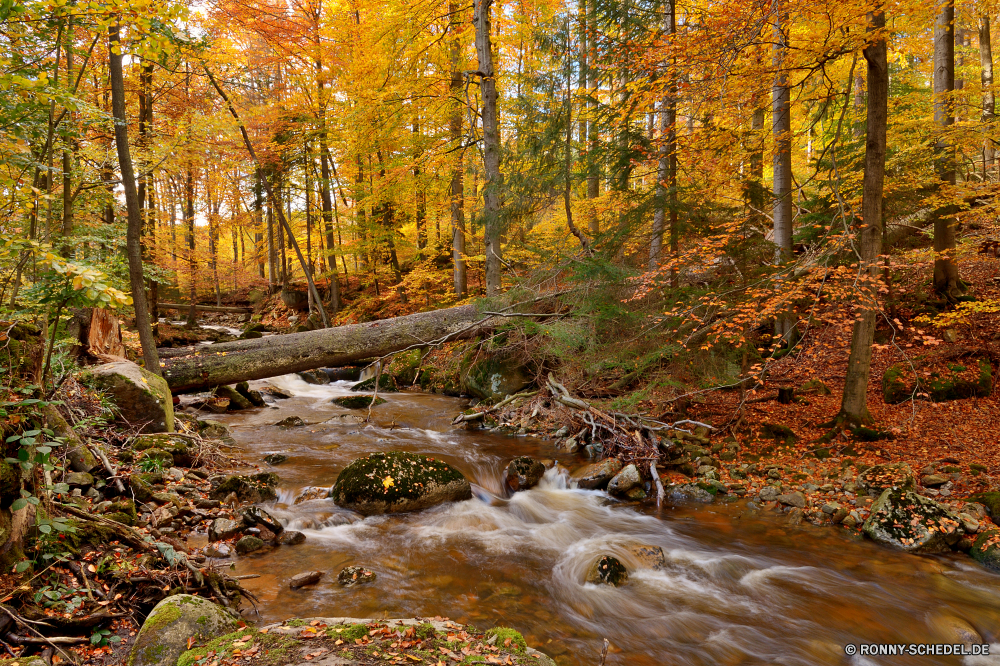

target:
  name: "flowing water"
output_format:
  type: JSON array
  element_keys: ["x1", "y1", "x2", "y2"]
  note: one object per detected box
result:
[{"x1": 200, "y1": 375, "x2": 1000, "y2": 665}]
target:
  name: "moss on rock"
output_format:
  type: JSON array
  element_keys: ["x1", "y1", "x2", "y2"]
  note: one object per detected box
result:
[
  {"x1": 129, "y1": 594, "x2": 238, "y2": 666},
  {"x1": 330, "y1": 451, "x2": 471, "y2": 516},
  {"x1": 177, "y1": 627, "x2": 296, "y2": 666},
  {"x1": 351, "y1": 375, "x2": 398, "y2": 393},
  {"x1": 883, "y1": 357, "x2": 993, "y2": 404},
  {"x1": 333, "y1": 395, "x2": 386, "y2": 409},
  {"x1": 862, "y1": 488, "x2": 961, "y2": 553},
  {"x1": 209, "y1": 473, "x2": 279, "y2": 503}
]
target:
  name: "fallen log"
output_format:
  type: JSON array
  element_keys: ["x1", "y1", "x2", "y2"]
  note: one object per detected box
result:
[
  {"x1": 162, "y1": 304, "x2": 494, "y2": 392},
  {"x1": 159, "y1": 303, "x2": 253, "y2": 314}
]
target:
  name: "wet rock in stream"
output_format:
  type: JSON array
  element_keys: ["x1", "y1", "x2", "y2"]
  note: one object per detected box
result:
[
  {"x1": 586, "y1": 555, "x2": 629, "y2": 586},
  {"x1": 209, "y1": 472, "x2": 279, "y2": 503},
  {"x1": 289, "y1": 570, "x2": 324, "y2": 589},
  {"x1": 338, "y1": 565, "x2": 377, "y2": 586},
  {"x1": 504, "y1": 456, "x2": 546, "y2": 492},
  {"x1": 571, "y1": 458, "x2": 623, "y2": 490},
  {"x1": 330, "y1": 451, "x2": 472, "y2": 515}
]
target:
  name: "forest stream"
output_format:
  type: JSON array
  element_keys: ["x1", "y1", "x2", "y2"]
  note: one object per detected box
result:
[{"x1": 194, "y1": 376, "x2": 1000, "y2": 665}]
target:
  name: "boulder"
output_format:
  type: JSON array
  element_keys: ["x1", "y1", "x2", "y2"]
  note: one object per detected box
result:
[
  {"x1": 294, "y1": 486, "x2": 330, "y2": 504},
  {"x1": 921, "y1": 474, "x2": 949, "y2": 488},
  {"x1": 337, "y1": 565, "x2": 377, "y2": 586},
  {"x1": 571, "y1": 459, "x2": 624, "y2": 490},
  {"x1": 279, "y1": 530, "x2": 306, "y2": 545},
  {"x1": 777, "y1": 491, "x2": 806, "y2": 508},
  {"x1": 504, "y1": 456, "x2": 546, "y2": 493},
  {"x1": 82, "y1": 361, "x2": 174, "y2": 433},
  {"x1": 241, "y1": 506, "x2": 283, "y2": 535},
  {"x1": 883, "y1": 356, "x2": 992, "y2": 404},
  {"x1": 132, "y1": 433, "x2": 193, "y2": 467},
  {"x1": 862, "y1": 488, "x2": 962, "y2": 553},
  {"x1": 969, "y1": 492, "x2": 1000, "y2": 518},
  {"x1": 261, "y1": 385, "x2": 293, "y2": 400},
  {"x1": 42, "y1": 403, "x2": 98, "y2": 472},
  {"x1": 208, "y1": 473, "x2": 279, "y2": 503},
  {"x1": 668, "y1": 483, "x2": 715, "y2": 503},
  {"x1": 586, "y1": 555, "x2": 628, "y2": 586},
  {"x1": 607, "y1": 464, "x2": 642, "y2": 496},
  {"x1": 235, "y1": 535, "x2": 265, "y2": 555},
  {"x1": 65, "y1": 471, "x2": 94, "y2": 487},
  {"x1": 128, "y1": 594, "x2": 237, "y2": 666},
  {"x1": 350, "y1": 375, "x2": 397, "y2": 393},
  {"x1": 235, "y1": 381, "x2": 267, "y2": 407},
  {"x1": 208, "y1": 518, "x2": 242, "y2": 542},
  {"x1": 274, "y1": 416, "x2": 306, "y2": 428},
  {"x1": 857, "y1": 463, "x2": 915, "y2": 497},
  {"x1": 332, "y1": 395, "x2": 386, "y2": 409},
  {"x1": 137, "y1": 448, "x2": 174, "y2": 471},
  {"x1": 263, "y1": 453, "x2": 288, "y2": 466},
  {"x1": 289, "y1": 571, "x2": 323, "y2": 589},
  {"x1": 205, "y1": 543, "x2": 232, "y2": 558},
  {"x1": 462, "y1": 354, "x2": 531, "y2": 401},
  {"x1": 297, "y1": 370, "x2": 330, "y2": 385},
  {"x1": 625, "y1": 543, "x2": 666, "y2": 570},
  {"x1": 331, "y1": 452, "x2": 471, "y2": 516},
  {"x1": 214, "y1": 385, "x2": 253, "y2": 411},
  {"x1": 970, "y1": 529, "x2": 1000, "y2": 571}
]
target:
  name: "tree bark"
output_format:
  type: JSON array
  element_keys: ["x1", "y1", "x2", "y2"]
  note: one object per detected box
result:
[
  {"x1": 772, "y1": 0, "x2": 795, "y2": 342},
  {"x1": 934, "y1": 0, "x2": 963, "y2": 300},
  {"x1": 838, "y1": 6, "x2": 887, "y2": 425},
  {"x1": 108, "y1": 22, "x2": 160, "y2": 375},
  {"x1": 449, "y1": 0, "x2": 468, "y2": 297},
  {"x1": 649, "y1": 0, "x2": 676, "y2": 275},
  {"x1": 162, "y1": 304, "x2": 494, "y2": 391},
  {"x1": 981, "y1": 15, "x2": 995, "y2": 178},
  {"x1": 474, "y1": 0, "x2": 502, "y2": 296}
]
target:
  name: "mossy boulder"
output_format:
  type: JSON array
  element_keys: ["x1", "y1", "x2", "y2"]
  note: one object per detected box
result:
[
  {"x1": 137, "y1": 448, "x2": 174, "y2": 471},
  {"x1": 214, "y1": 385, "x2": 253, "y2": 411},
  {"x1": 209, "y1": 473, "x2": 279, "y2": 503},
  {"x1": 504, "y1": 456, "x2": 546, "y2": 492},
  {"x1": 235, "y1": 381, "x2": 267, "y2": 407},
  {"x1": 296, "y1": 370, "x2": 330, "y2": 385},
  {"x1": 970, "y1": 529, "x2": 1000, "y2": 571},
  {"x1": 351, "y1": 375, "x2": 398, "y2": 393},
  {"x1": 883, "y1": 357, "x2": 993, "y2": 404},
  {"x1": 969, "y1": 492, "x2": 1000, "y2": 518},
  {"x1": 330, "y1": 451, "x2": 471, "y2": 516},
  {"x1": 82, "y1": 361, "x2": 174, "y2": 433},
  {"x1": 177, "y1": 627, "x2": 297, "y2": 666},
  {"x1": 128, "y1": 594, "x2": 237, "y2": 666},
  {"x1": 41, "y1": 403, "x2": 98, "y2": 472},
  {"x1": 132, "y1": 434, "x2": 192, "y2": 467},
  {"x1": 462, "y1": 354, "x2": 531, "y2": 402},
  {"x1": 332, "y1": 395, "x2": 386, "y2": 409},
  {"x1": 586, "y1": 555, "x2": 629, "y2": 586},
  {"x1": 857, "y1": 463, "x2": 915, "y2": 497},
  {"x1": 862, "y1": 488, "x2": 962, "y2": 553},
  {"x1": 104, "y1": 498, "x2": 137, "y2": 526}
]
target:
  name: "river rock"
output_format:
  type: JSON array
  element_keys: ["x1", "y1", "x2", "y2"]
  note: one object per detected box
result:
[
  {"x1": 137, "y1": 448, "x2": 174, "y2": 471},
  {"x1": 759, "y1": 486, "x2": 780, "y2": 502},
  {"x1": 462, "y1": 354, "x2": 530, "y2": 401},
  {"x1": 132, "y1": 433, "x2": 193, "y2": 467},
  {"x1": 351, "y1": 375, "x2": 397, "y2": 392},
  {"x1": 198, "y1": 419, "x2": 234, "y2": 442},
  {"x1": 208, "y1": 518, "x2": 241, "y2": 542},
  {"x1": 572, "y1": 458, "x2": 623, "y2": 490},
  {"x1": 333, "y1": 395, "x2": 386, "y2": 409},
  {"x1": 338, "y1": 565, "x2": 377, "y2": 586},
  {"x1": 241, "y1": 506, "x2": 283, "y2": 534},
  {"x1": 297, "y1": 370, "x2": 330, "y2": 385},
  {"x1": 261, "y1": 385, "x2": 293, "y2": 399},
  {"x1": 128, "y1": 594, "x2": 237, "y2": 666},
  {"x1": 209, "y1": 473, "x2": 279, "y2": 503},
  {"x1": 236, "y1": 381, "x2": 268, "y2": 407},
  {"x1": 263, "y1": 453, "x2": 288, "y2": 465},
  {"x1": 205, "y1": 543, "x2": 232, "y2": 558},
  {"x1": 235, "y1": 535, "x2": 265, "y2": 555},
  {"x1": 65, "y1": 471, "x2": 94, "y2": 487},
  {"x1": 83, "y1": 360, "x2": 174, "y2": 433},
  {"x1": 289, "y1": 571, "x2": 324, "y2": 589},
  {"x1": 504, "y1": 456, "x2": 546, "y2": 492},
  {"x1": 214, "y1": 385, "x2": 253, "y2": 411},
  {"x1": 330, "y1": 451, "x2": 472, "y2": 516},
  {"x1": 586, "y1": 555, "x2": 628, "y2": 586},
  {"x1": 971, "y1": 529, "x2": 1000, "y2": 571},
  {"x1": 777, "y1": 491, "x2": 806, "y2": 508},
  {"x1": 927, "y1": 613, "x2": 983, "y2": 644},
  {"x1": 857, "y1": 463, "x2": 915, "y2": 497},
  {"x1": 275, "y1": 416, "x2": 306, "y2": 428},
  {"x1": 625, "y1": 543, "x2": 666, "y2": 570},
  {"x1": 279, "y1": 530, "x2": 306, "y2": 545},
  {"x1": 668, "y1": 483, "x2": 714, "y2": 503},
  {"x1": 607, "y1": 464, "x2": 642, "y2": 496},
  {"x1": 294, "y1": 486, "x2": 330, "y2": 504},
  {"x1": 921, "y1": 474, "x2": 949, "y2": 488},
  {"x1": 862, "y1": 488, "x2": 961, "y2": 553}
]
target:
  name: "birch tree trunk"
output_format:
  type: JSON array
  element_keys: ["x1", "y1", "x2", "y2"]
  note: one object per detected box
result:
[
  {"x1": 838, "y1": 6, "x2": 887, "y2": 425},
  {"x1": 474, "y1": 0, "x2": 502, "y2": 296},
  {"x1": 981, "y1": 15, "x2": 995, "y2": 178},
  {"x1": 108, "y1": 22, "x2": 160, "y2": 375}
]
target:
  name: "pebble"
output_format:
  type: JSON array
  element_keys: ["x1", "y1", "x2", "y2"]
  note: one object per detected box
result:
[{"x1": 289, "y1": 571, "x2": 324, "y2": 589}]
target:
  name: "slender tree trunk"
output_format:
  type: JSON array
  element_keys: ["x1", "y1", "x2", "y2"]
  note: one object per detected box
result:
[
  {"x1": 450, "y1": 0, "x2": 467, "y2": 297},
  {"x1": 413, "y1": 119, "x2": 427, "y2": 254},
  {"x1": 838, "y1": 7, "x2": 887, "y2": 425},
  {"x1": 934, "y1": 0, "x2": 962, "y2": 300},
  {"x1": 650, "y1": 0, "x2": 676, "y2": 275},
  {"x1": 108, "y1": 22, "x2": 160, "y2": 375},
  {"x1": 853, "y1": 69, "x2": 865, "y2": 140},
  {"x1": 474, "y1": 0, "x2": 502, "y2": 296},
  {"x1": 255, "y1": 168, "x2": 265, "y2": 279},
  {"x1": 185, "y1": 167, "x2": 196, "y2": 328},
  {"x1": 981, "y1": 16, "x2": 995, "y2": 178},
  {"x1": 60, "y1": 16, "x2": 74, "y2": 256},
  {"x1": 317, "y1": 56, "x2": 340, "y2": 314},
  {"x1": 564, "y1": 25, "x2": 589, "y2": 253},
  {"x1": 772, "y1": 0, "x2": 795, "y2": 341}
]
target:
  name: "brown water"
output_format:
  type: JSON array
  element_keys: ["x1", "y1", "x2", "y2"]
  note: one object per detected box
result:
[{"x1": 203, "y1": 375, "x2": 1000, "y2": 665}]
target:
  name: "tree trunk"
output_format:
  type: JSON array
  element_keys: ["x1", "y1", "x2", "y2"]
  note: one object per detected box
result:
[
  {"x1": 772, "y1": 0, "x2": 795, "y2": 342},
  {"x1": 934, "y1": 0, "x2": 962, "y2": 300},
  {"x1": 838, "y1": 6, "x2": 887, "y2": 425},
  {"x1": 162, "y1": 304, "x2": 494, "y2": 391},
  {"x1": 450, "y1": 1, "x2": 468, "y2": 297},
  {"x1": 649, "y1": 0, "x2": 676, "y2": 274},
  {"x1": 981, "y1": 15, "x2": 995, "y2": 178},
  {"x1": 108, "y1": 22, "x2": 160, "y2": 375},
  {"x1": 474, "y1": 0, "x2": 502, "y2": 296}
]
